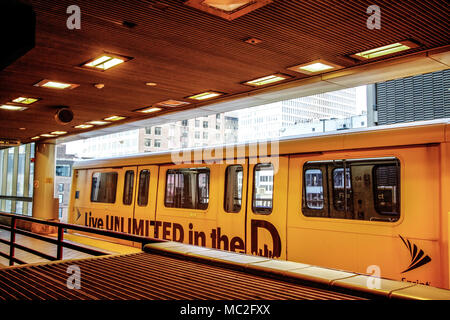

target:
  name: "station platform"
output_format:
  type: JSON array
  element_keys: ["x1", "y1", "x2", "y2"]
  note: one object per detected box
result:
[{"x1": 1, "y1": 239, "x2": 450, "y2": 300}]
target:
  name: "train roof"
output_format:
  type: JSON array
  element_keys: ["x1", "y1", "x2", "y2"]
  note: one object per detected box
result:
[{"x1": 73, "y1": 118, "x2": 450, "y2": 169}]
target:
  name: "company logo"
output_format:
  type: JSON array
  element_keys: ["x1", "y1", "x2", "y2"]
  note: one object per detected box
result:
[{"x1": 399, "y1": 235, "x2": 431, "y2": 273}]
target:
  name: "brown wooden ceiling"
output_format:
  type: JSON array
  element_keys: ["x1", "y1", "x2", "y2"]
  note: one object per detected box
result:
[{"x1": 0, "y1": 0, "x2": 449, "y2": 145}]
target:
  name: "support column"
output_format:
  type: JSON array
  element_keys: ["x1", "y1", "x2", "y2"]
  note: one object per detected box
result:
[{"x1": 31, "y1": 140, "x2": 58, "y2": 233}]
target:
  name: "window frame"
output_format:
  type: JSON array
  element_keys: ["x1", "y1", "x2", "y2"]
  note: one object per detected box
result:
[
  {"x1": 164, "y1": 167, "x2": 211, "y2": 211},
  {"x1": 137, "y1": 169, "x2": 151, "y2": 207},
  {"x1": 252, "y1": 163, "x2": 274, "y2": 215},
  {"x1": 122, "y1": 170, "x2": 135, "y2": 205},
  {"x1": 224, "y1": 165, "x2": 243, "y2": 213},
  {"x1": 90, "y1": 171, "x2": 118, "y2": 204}
]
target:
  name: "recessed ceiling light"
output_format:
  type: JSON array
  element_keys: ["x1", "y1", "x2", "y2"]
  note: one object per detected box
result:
[
  {"x1": 19, "y1": 127, "x2": 26, "y2": 130},
  {"x1": 12, "y1": 97, "x2": 39, "y2": 105},
  {"x1": 104, "y1": 115, "x2": 127, "y2": 121},
  {"x1": 88, "y1": 120, "x2": 110, "y2": 126},
  {"x1": 0, "y1": 105, "x2": 28, "y2": 111},
  {"x1": 50, "y1": 131, "x2": 67, "y2": 135},
  {"x1": 185, "y1": 0, "x2": 272, "y2": 20},
  {"x1": 74, "y1": 124, "x2": 94, "y2": 129},
  {"x1": 244, "y1": 74, "x2": 290, "y2": 87},
  {"x1": 155, "y1": 100, "x2": 190, "y2": 108},
  {"x1": 187, "y1": 91, "x2": 223, "y2": 101},
  {"x1": 82, "y1": 53, "x2": 130, "y2": 71},
  {"x1": 145, "y1": 82, "x2": 157, "y2": 86},
  {"x1": 350, "y1": 40, "x2": 419, "y2": 60},
  {"x1": 34, "y1": 80, "x2": 79, "y2": 90},
  {"x1": 40, "y1": 133, "x2": 57, "y2": 138},
  {"x1": 287, "y1": 59, "x2": 344, "y2": 75},
  {"x1": 137, "y1": 107, "x2": 163, "y2": 114}
]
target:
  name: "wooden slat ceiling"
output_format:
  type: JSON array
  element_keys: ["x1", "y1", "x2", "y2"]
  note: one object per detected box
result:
[{"x1": 0, "y1": 0, "x2": 449, "y2": 145}]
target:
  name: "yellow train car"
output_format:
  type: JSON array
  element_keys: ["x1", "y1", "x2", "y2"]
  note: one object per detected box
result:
[{"x1": 68, "y1": 119, "x2": 450, "y2": 289}]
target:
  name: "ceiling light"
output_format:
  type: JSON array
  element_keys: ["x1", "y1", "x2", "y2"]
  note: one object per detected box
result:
[
  {"x1": 244, "y1": 74, "x2": 290, "y2": 87},
  {"x1": 74, "y1": 124, "x2": 94, "y2": 129},
  {"x1": 187, "y1": 91, "x2": 223, "y2": 101},
  {"x1": 34, "y1": 80, "x2": 79, "y2": 90},
  {"x1": 104, "y1": 115, "x2": 127, "y2": 121},
  {"x1": 40, "y1": 134, "x2": 57, "y2": 138},
  {"x1": 287, "y1": 59, "x2": 344, "y2": 75},
  {"x1": 50, "y1": 131, "x2": 67, "y2": 135},
  {"x1": 31, "y1": 136, "x2": 40, "y2": 140},
  {"x1": 155, "y1": 100, "x2": 190, "y2": 108},
  {"x1": 0, "y1": 105, "x2": 28, "y2": 111},
  {"x1": 82, "y1": 53, "x2": 130, "y2": 71},
  {"x1": 88, "y1": 120, "x2": 110, "y2": 126},
  {"x1": 12, "y1": 97, "x2": 39, "y2": 105},
  {"x1": 185, "y1": 0, "x2": 272, "y2": 21},
  {"x1": 350, "y1": 40, "x2": 419, "y2": 60},
  {"x1": 137, "y1": 107, "x2": 162, "y2": 114},
  {"x1": 145, "y1": 82, "x2": 157, "y2": 86}
]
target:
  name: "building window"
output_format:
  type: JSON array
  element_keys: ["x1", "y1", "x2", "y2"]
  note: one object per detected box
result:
[
  {"x1": 304, "y1": 169, "x2": 324, "y2": 209},
  {"x1": 195, "y1": 120, "x2": 200, "y2": 127},
  {"x1": 203, "y1": 132, "x2": 208, "y2": 139},
  {"x1": 181, "y1": 120, "x2": 188, "y2": 127},
  {"x1": 58, "y1": 194, "x2": 63, "y2": 204},
  {"x1": 145, "y1": 127, "x2": 151, "y2": 134},
  {"x1": 57, "y1": 183, "x2": 64, "y2": 192},
  {"x1": 164, "y1": 168, "x2": 210, "y2": 210},
  {"x1": 252, "y1": 163, "x2": 274, "y2": 214},
  {"x1": 90, "y1": 172, "x2": 118, "y2": 203},
  {"x1": 154, "y1": 139, "x2": 161, "y2": 148},
  {"x1": 144, "y1": 139, "x2": 152, "y2": 147},
  {"x1": 203, "y1": 121, "x2": 208, "y2": 128},
  {"x1": 195, "y1": 131, "x2": 200, "y2": 139},
  {"x1": 224, "y1": 165, "x2": 243, "y2": 213},
  {"x1": 137, "y1": 170, "x2": 150, "y2": 206},
  {"x1": 123, "y1": 170, "x2": 134, "y2": 205},
  {"x1": 154, "y1": 127, "x2": 162, "y2": 135},
  {"x1": 56, "y1": 165, "x2": 71, "y2": 177}
]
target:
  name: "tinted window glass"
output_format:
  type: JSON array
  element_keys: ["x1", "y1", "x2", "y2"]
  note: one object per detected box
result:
[
  {"x1": 91, "y1": 172, "x2": 118, "y2": 203},
  {"x1": 137, "y1": 170, "x2": 150, "y2": 206},
  {"x1": 165, "y1": 168, "x2": 210, "y2": 210},
  {"x1": 224, "y1": 165, "x2": 243, "y2": 213},
  {"x1": 374, "y1": 165, "x2": 400, "y2": 215},
  {"x1": 252, "y1": 163, "x2": 274, "y2": 214},
  {"x1": 305, "y1": 169, "x2": 324, "y2": 209},
  {"x1": 123, "y1": 170, "x2": 134, "y2": 205}
]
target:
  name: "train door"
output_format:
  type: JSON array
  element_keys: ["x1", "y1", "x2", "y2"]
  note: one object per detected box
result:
[
  {"x1": 246, "y1": 156, "x2": 288, "y2": 259},
  {"x1": 132, "y1": 166, "x2": 159, "y2": 238},
  {"x1": 155, "y1": 163, "x2": 217, "y2": 246},
  {"x1": 216, "y1": 161, "x2": 248, "y2": 254},
  {"x1": 71, "y1": 167, "x2": 137, "y2": 244}
]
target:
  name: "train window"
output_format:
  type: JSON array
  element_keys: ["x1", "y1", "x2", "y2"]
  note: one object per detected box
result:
[
  {"x1": 164, "y1": 167, "x2": 210, "y2": 210},
  {"x1": 374, "y1": 164, "x2": 400, "y2": 216},
  {"x1": 304, "y1": 169, "x2": 324, "y2": 209},
  {"x1": 302, "y1": 158, "x2": 400, "y2": 222},
  {"x1": 90, "y1": 172, "x2": 118, "y2": 203},
  {"x1": 137, "y1": 170, "x2": 150, "y2": 206},
  {"x1": 224, "y1": 165, "x2": 243, "y2": 213},
  {"x1": 332, "y1": 167, "x2": 353, "y2": 212},
  {"x1": 123, "y1": 170, "x2": 134, "y2": 205},
  {"x1": 252, "y1": 163, "x2": 274, "y2": 214}
]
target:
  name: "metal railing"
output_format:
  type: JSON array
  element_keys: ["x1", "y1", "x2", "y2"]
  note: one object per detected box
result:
[{"x1": 0, "y1": 211, "x2": 163, "y2": 266}]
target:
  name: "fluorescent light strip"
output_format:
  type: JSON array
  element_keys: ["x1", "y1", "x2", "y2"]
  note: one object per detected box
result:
[
  {"x1": 0, "y1": 105, "x2": 28, "y2": 111},
  {"x1": 188, "y1": 92, "x2": 223, "y2": 100},
  {"x1": 12, "y1": 97, "x2": 39, "y2": 105},
  {"x1": 83, "y1": 54, "x2": 127, "y2": 71},
  {"x1": 155, "y1": 100, "x2": 190, "y2": 108},
  {"x1": 138, "y1": 107, "x2": 162, "y2": 114},
  {"x1": 35, "y1": 80, "x2": 79, "y2": 90},
  {"x1": 352, "y1": 41, "x2": 418, "y2": 60},
  {"x1": 74, "y1": 124, "x2": 94, "y2": 129},
  {"x1": 104, "y1": 115, "x2": 126, "y2": 121},
  {"x1": 50, "y1": 131, "x2": 67, "y2": 135},
  {"x1": 88, "y1": 120, "x2": 110, "y2": 126},
  {"x1": 245, "y1": 74, "x2": 288, "y2": 86},
  {"x1": 40, "y1": 134, "x2": 57, "y2": 138},
  {"x1": 287, "y1": 59, "x2": 343, "y2": 75}
]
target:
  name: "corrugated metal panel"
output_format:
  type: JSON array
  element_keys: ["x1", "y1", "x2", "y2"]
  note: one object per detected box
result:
[
  {"x1": 0, "y1": 252, "x2": 366, "y2": 300},
  {"x1": 376, "y1": 69, "x2": 450, "y2": 125}
]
